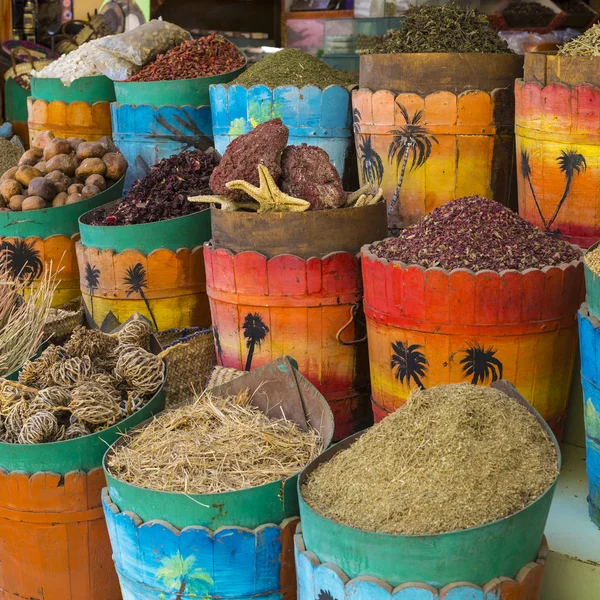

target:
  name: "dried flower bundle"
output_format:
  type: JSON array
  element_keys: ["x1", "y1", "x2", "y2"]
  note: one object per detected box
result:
[{"x1": 107, "y1": 389, "x2": 324, "y2": 495}]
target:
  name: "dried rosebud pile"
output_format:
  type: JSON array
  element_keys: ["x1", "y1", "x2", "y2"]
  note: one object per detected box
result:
[
  {"x1": 373, "y1": 196, "x2": 582, "y2": 272},
  {"x1": 92, "y1": 148, "x2": 220, "y2": 226},
  {"x1": 128, "y1": 34, "x2": 245, "y2": 82}
]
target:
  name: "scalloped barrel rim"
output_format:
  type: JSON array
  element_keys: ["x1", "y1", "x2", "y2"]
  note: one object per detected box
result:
[{"x1": 360, "y1": 242, "x2": 585, "y2": 437}]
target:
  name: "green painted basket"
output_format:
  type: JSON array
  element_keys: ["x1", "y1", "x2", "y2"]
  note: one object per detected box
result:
[
  {"x1": 297, "y1": 380, "x2": 561, "y2": 588},
  {"x1": 31, "y1": 75, "x2": 116, "y2": 104},
  {"x1": 0, "y1": 177, "x2": 125, "y2": 239},
  {"x1": 0, "y1": 335, "x2": 166, "y2": 475},
  {"x1": 78, "y1": 201, "x2": 212, "y2": 254},
  {"x1": 584, "y1": 240, "x2": 600, "y2": 321},
  {"x1": 103, "y1": 357, "x2": 335, "y2": 530},
  {"x1": 113, "y1": 60, "x2": 246, "y2": 109}
]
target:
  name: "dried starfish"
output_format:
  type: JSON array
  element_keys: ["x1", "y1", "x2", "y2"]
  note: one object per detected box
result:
[
  {"x1": 187, "y1": 194, "x2": 259, "y2": 212},
  {"x1": 226, "y1": 164, "x2": 311, "y2": 213}
]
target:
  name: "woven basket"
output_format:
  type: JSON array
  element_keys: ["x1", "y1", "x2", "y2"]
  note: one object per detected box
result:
[
  {"x1": 43, "y1": 297, "x2": 85, "y2": 342},
  {"x1": 157, "y1": 328, "x2": 217, "y2": 406},
  {"x1": 205, "y1": 365, "x2": 244, "y2": 389}
]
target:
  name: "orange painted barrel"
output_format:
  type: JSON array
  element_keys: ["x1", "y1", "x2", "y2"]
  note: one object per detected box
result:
[
  {"x1": 0, "y1": 467, "x2": 120, "y2": 600},
  {"x1": 361, "y1": 243, "x2": 584, "y2": 439},
  {"x1": 204, "y1": 246, "x2": 371, "y2": 441}
]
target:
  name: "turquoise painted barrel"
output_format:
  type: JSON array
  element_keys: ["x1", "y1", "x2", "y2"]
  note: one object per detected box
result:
[
  {"x1": 77, "y1": 201, "x2": 212, "y2": 331},
  {"x1": 578, "y1": 303, "x2": 600, "y2": 527},
  {"x1": 31, "y1": 75, "x2": 116, "y2": 104},
  {"x1": 210, "y1": 84, "x2": 353, "y2": 178},
  {"x1": 102, "y1": 358, "x2": 334, "y2": 600},
  {"x1": 112, "y1": 67, "x2": 245, "y2": 192},
  {"x1": 297, "y1": 381, "x2": 560, "y2": 591},
  {"x1": 584, "y1": 241, "x2": 600, "y2": 321}
]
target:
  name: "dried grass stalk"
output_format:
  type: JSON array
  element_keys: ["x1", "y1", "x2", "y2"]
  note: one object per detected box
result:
[
  {"x1": 107, "y1": 389, "x2": 323, "y2": 495},
  {"x1": 302, "y1": 383, "x2": 558, "y2": 536}
]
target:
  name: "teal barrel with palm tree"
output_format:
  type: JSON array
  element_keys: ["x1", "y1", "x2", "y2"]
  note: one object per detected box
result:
[
  {"x1": 210, "y1": 84, "x2": 353, "y2": 178},
  {"x1": 102, "y1": 358, "x2": 335, "y2": 600}
]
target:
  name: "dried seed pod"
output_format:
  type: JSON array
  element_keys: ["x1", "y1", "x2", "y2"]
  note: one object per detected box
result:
[
  {"x1": 64, "y1": 327, "x2": 119, "y2": 359},
  {"x1": 49, "y1": 356, "x2": 95, "y2": 388},
  {"x1": 36, "y1": 387, "x2": 72, "y2": 408},
  {"x1": 5, "y1": 400, "x2": 31, "y2": 441},
  {"x1": 114, "y1": 346, "x2": 165, "y2": 395},
  {"x1": 69, "y1": 383, "x2": 122, "y2": 428},
  {"x1": 65, "y1": 420, "x2": 90, "y2": 440},
  {"x1": 18, "y1": 410, "x2": 58, "y2": 444},
  {"x1": 117, "y1": 318, "x2": 152, "y2": 349}
]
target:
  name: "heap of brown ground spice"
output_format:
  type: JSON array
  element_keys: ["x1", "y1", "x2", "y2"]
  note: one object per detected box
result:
[{"x1": 302, "y1": 384, "x2": 558, "y2": 535}]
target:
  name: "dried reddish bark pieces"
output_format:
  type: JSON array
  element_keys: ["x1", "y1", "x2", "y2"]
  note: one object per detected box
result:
[
  {"x1": 210, "y1": 119, "x2": 289, "y2": 200},
  {"x1": 280, "y1": 144, "x2": 345, "y2": 210}
]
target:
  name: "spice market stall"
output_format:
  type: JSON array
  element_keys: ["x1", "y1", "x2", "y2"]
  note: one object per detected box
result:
[
  {"x1": 102, "y1": 357, "x2": 333, "y2": 600},
  {"x1": 194, "y1": 119, "x2": 387, "y2": 439},
  {"x1": 362, "y1": 196, "x2": 584, "y2": 438},
  {"x1": 354, "y1": 4, "x2": 523, "y2": 231},
  {"x1": 0, "y1": 318, "x2": 166, "y2": 600},
  {"x1": 516, "y1": 32, "x2": 600, "y2": 248},
  {"x1": 76, "y1": 148, "x2": 219, "y2": 330},
  {"x1": 210, "y1": 49, "x2": 355, "y2": 182},
  {"x1": 296, "y1": 382, "x2": 559, "y2": 599}
]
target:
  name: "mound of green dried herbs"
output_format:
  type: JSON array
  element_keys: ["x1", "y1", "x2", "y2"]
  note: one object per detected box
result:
[
  {"x1": 372, "y1": 196, "x2": 581, "y2": 272},
  {"x1": 369, "y1": 4, "x2": 513, "y2": 54},
  {"x1": 232, "y1": 48, "x2": 356, "y2": 89},
  {"x1": 559, "y1": 23, "x2": 600, "y2": 56}
]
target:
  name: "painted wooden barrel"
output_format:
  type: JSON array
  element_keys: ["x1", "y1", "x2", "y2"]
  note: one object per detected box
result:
[
  {"x1": 207, "y1": 202, "x2": 387, "y2": 440},
  {"x1": 0, "y1": 339, "x2": 165, "y2": 600},
  {"x1": 584, "y1": 241, "x2": 600, "y2": 321},
  {"x1": 578, "y1": 303, "x2": 600, "y2": 527},
  {"x1": 356, "y1": 53, "x2": 524, "y2": 230},
  {"x1": 361, "y1": 241, "x2": 584, "y2": 439},
  {"x1": 77, "y1": 203, "x2": 212, "y2": 331},
  {"x1": 112, "y1": 68, "x2": 244, "y2": 192},
  {"x1": 297, "y1": 380, "x2": 559, "y2": 593},
  {"x1": 210, "y1": 84, "x2": 353, "y2": 179},
  {"x1": 0, "y1": 177, "x2": 125, "y2": 307},
  {"x1": 102, "y1": 358, "x2": 333, "y2": 600},
  {"x1": 515, "y1": 54, "x2": 600, "y2": 248}
]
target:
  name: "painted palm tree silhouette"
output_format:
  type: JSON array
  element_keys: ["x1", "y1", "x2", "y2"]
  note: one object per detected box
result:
[
  {"x1": 459, "y1": 342, "x2": 503, "y2": 385},
  {"x1": 391, "y1": 341, "x2": 428, "y2": 389},
  {"x1": 547, "y1": 150, "x2": 587, "y2": 231},
  {"x1": 242, "y1": 312, "x2": 269, "y2": 371},
  {"x1": 123, "y1": 263, "x2": 158, "y2": 331},
  {"x1": 353, "y1": 108, "x2": 384, "y2": 188},
  {"x1": 155, "y1": 552, "x2": 213, "y2": 600},
  {"x1": 520, "y1": 149, "x2": 547, "y2": 228},
  {"x1": 387, "y1": 104, "x2": 438, "y2": 217},
  {"x1": 213, "y1": 327, "x2": 223, "y2": 363},
  {"x1": 318, "y1": 591, "x2": 336, "y2": 600},
  {"x1": 84, "y1": 263, "x2": 100, "y2": 321},
  {"x1": 0, "y1": 239, "x2": 43, "y2": 283}
]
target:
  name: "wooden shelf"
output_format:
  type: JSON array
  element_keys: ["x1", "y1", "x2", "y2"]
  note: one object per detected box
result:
[{"x1": 284, "y1": 10, "x2": 354, "y2": 20}]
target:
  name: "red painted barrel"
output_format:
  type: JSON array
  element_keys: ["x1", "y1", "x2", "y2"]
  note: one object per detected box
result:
[
  {"x1": 361, "y1": 243, "x2": 584, "y2": 439},
  {"x1": 204, "y1": 246, "x2": 371, "y2": 440}
]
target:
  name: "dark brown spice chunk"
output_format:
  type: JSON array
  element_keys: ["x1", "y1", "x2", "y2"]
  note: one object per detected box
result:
[
  {"x1": 372, "y1": 196, "x2": 582, "y2": 272},
  {"x1": 209, "y1": 119, "x2": 289, "y2": 201},
  {"x1": 280, "y1": 144, "x2": 345, "y2": 210}
]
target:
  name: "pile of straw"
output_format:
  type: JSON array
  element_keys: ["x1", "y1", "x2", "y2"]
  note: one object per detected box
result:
[
  {"x1": 302, "y1": 384, "x2": 558, "y2": 535},
  {"x1": 0, "y1": 268, "x2": 58, "y2": 377},
  {"x1": 107, "y1": 389, "x2": 323, "y2": 494}
]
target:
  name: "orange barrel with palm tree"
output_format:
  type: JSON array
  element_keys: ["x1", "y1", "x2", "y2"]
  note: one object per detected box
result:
[
  {"x1": 516, "y1": 53, "x2": 600, "y2": 248},
  {"x1": 355, "y1": 54, "x2": 524, "y2": 231},
  {"x1": 76, "y1": 201, "x2": 212, "y2": 331},
  {"x1": 206, "y1": 203, "x2": 388, "y2": 440},
  {"x1": 361, "y1": 241, "x2": 584, "y2": 439}
]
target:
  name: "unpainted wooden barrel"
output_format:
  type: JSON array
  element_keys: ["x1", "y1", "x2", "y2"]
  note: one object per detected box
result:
[
  {"x1": 356, "y1": 53, "x2": 523, "y2": 230},
  {"x1": 516, "y1": 54, "x2": 600, "y2": 248},
  {"x1": 578, "y1": 303, "x2": 600, "y2": 527},
  {"x1": 0, "y1": 178, "x2": 124, "y2": 307},
  {"x1": 296, "y1": 382, "x2": 558, "y2": 597},
  {"x1": 77, "y1": 203, "x2": 212, "y2": 331},
  {"x1": 361, "y1": 242, "x2": 584, "y2": 439}
]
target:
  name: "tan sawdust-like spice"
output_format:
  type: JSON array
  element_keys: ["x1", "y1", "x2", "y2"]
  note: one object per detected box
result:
[
  {"x1": 302, "y1": 384, "x2": 558, "y2": 535},
  {"x1": 585, "y1": 245, "x2": 600, "y2": 275},
  {"x1": 106, "y1": 389, "x2": 323, "y2": 494}
]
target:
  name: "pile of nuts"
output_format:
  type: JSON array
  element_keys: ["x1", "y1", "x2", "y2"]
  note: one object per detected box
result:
[{"x1": 0, "y1": 130, "x2": 128, "y2": 212}]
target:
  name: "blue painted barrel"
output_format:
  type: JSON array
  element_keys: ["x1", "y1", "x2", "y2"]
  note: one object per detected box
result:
[
  {"x1": 578, "y1": 302, "x2": 600, "y2": 527},
  {"x1": 209, "y1": 84, "x2": 353, "y2": 178},
  {"x1": 110, "y1": 104, "x2": 213, "y2": 192}
]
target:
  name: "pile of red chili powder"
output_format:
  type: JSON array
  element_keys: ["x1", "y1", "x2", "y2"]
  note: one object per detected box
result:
[
  {"x1": 128, "y1": 34, "x2": 245, "y2": 82},
  {"x1": 93, "y1": 148, "x2": 219, "y2": 226},
  {"x1": 373, "y1": 196, "x2": 582, "y2": 271}
]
